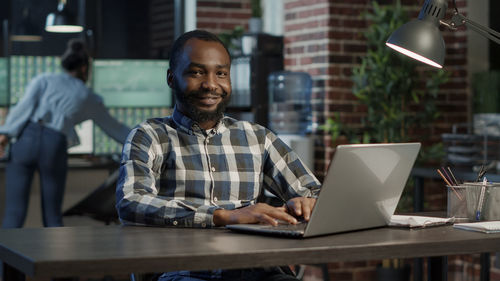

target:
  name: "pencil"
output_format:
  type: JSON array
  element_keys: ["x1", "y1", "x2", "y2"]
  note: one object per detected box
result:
[
  {"x1": 437, "y1": 169, "x2": 452, "y2": 186},
  {"x1": 437, "y1": 169, "x2": 463, "y2": 201},
  {"x1": 442, "y1": 167, "x2": 455, "y2": 186},
  {"x1": 447, "y1": 166, "x2": 460, "y2": 185}
]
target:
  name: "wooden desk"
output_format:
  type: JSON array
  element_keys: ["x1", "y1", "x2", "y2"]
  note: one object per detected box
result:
[{"x1": 1, "y1": 225, "x2": 500, "y2": 280}]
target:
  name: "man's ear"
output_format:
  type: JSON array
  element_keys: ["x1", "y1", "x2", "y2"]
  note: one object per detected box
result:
[{"x1": 166, "y1": 69, "x2": 174, "y2": 89}]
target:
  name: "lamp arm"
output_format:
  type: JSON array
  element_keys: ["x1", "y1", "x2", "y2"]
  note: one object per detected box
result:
[{"x1": 450, "y1": 12, "x2": 500, "y2": 45}]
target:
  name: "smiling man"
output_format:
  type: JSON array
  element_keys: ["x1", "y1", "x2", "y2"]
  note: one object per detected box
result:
[{"x1": 116, "y1": 30, "x2": 321, "y2": 281}]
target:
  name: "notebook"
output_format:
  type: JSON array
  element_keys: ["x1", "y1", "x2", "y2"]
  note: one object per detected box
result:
[
  {"x1": 453, "y1": 221, "x2": 500, "y2": 233},
  {"x1": 226, "y1": 142, "x2": 421, "y2": 238}
]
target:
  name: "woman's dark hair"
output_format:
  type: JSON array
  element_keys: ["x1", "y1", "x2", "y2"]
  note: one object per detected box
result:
[
  {"x1": 169, "y1": 29, "x2": 230, "y2": 72},
  {"x1": 61, "y1": 38, "x2": 89, "y2": 71}
]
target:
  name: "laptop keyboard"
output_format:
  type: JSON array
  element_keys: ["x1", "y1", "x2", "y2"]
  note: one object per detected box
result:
[{"x1": 257, "y1": 221, "x2": 307, "y2": 237}]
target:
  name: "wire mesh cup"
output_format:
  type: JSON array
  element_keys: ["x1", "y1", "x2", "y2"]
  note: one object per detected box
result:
[
  {"x1": 446, "y1": 185, "x2": 468, "y2": 220},
  {"x1": 463, "y1": 182, "x2": 500, "y2": 221}
]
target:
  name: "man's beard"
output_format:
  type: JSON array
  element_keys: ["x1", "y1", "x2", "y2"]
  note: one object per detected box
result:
[{"x1": 175, "y1": 89, "x2": 231, "y2": 124}]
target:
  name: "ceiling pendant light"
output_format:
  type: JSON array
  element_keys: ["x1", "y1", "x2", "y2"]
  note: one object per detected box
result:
[{"x1": 45, "y1": 0, "x2": 83, "y2": 33}]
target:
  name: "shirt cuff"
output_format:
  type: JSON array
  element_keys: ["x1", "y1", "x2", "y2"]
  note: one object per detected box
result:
[{"x1": 194, "y1": 205, "x2": 222, "y2": 228}]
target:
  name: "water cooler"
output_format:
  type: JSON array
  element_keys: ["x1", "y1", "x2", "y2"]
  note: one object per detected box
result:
[{"x1": 268, "y1": 71, "x2": 314, "y2": 170}]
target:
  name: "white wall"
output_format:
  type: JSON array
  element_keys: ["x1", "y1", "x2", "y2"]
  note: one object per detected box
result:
[{"x1": 262, "y1": 0, "x2": 284, "y2": 36}]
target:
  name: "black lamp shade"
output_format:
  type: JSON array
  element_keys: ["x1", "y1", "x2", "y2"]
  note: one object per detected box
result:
[
  {"x1": 386, "y1": 19, "x2": 445, "y2": 68},
  {"x1": 45, "y1": 2, "x2": 83, "y2": 33}
]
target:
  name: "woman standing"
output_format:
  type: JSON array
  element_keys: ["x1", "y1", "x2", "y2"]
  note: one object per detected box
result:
[{"x1": 0, "y1": 39, "x2": 130, "y2": 228}]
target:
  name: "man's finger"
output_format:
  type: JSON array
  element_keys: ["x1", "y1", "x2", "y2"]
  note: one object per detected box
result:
[
  {"x1": 292, "y1": 201, "x2": 302, "y2": 216},
  {"x1": 302, "y1": 200, "x2": 312, "y2": 220},
  {"x1": 257, "y1": 213, "x2": 279, "y2": 226},
  {"x1": 267, "y1": 208, "x2": 297, "y2": 224}
]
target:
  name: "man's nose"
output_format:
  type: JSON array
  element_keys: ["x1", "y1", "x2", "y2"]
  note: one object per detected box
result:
[{"x1": 200, "y1": 74, "x2": 217, "y2": 91}]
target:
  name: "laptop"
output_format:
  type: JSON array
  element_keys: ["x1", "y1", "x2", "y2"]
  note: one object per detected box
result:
[{"x1": 226, "y1": 142, "x2": 421, "y2": 238}]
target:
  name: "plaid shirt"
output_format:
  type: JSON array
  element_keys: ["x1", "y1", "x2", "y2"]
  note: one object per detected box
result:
[{"x1": 116, "y1": 108, "x2": 321, "y2": 228}]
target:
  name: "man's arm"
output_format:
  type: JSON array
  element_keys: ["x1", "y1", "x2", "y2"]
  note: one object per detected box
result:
[
  {"x1": 115, "y1": 122, "x2": 218, "y2": 228},
  {"x1": 261, "y1": 130, "x2": 321, "y2": 222}
]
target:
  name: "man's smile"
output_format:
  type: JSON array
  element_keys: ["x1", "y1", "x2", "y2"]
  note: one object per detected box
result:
[{"x1": 195, "y1": 94, "x2": 222, "y2": 106}]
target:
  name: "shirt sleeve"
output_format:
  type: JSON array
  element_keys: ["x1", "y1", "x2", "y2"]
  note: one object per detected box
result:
[
  {"x1": 262, "y1": 130, "x2": 321, "y2": 201},
  {"x1": 0, "y1": 76, "x2": 45, "y2": 138},
  {"x1": 115, "y1": 122, "x2": 219, "y2": 228},
  {"x1": 85, "y1": 93, "x2": 130, "y2": 144}
]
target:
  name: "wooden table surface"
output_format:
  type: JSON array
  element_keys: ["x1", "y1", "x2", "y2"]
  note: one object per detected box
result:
[{"x1": 1, "y1": 225, "x2": 500, "y2": 279}]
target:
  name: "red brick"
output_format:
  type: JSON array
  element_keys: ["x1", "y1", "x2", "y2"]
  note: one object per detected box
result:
[
  {"x1": 285, "y1": 21, "x2": 320, "y2": 32},
  {"x1": 197, "y1": 11, "x2": 228, "y2": 18},
  {"x1": 285, "y1": 46, "x2": 305, "y2": 55},
  {"x1": 227, "y1": 12, "x2": 251, "y2": 19},
  {"x1": 329, "y1": 30, "x2": 356, "y2": 40},
  {"x1": 299, "y1": 57, "x2": 313, "y2": 65},
  {"x1": 329, "y1": 55, "x2": 355, "y2": 64},
  {"x1": 329, "y1": 43, "x2": 342, "y2": 52},
  {"x1": 343, "y1": 43, "x2": 367, "y2": 53}
]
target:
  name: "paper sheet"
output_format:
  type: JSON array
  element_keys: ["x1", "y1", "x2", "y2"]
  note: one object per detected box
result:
[{"x1": 390, "y1": 215, "x2": 453, "y2": 228}]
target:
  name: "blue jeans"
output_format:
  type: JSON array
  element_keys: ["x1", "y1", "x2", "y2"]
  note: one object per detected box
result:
[{"x1": 1, "y1": 122, "x2": 68, "y2": 228}]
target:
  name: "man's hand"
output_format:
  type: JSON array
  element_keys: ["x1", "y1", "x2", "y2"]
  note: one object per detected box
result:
[
  {"x1": 0, "y1": 134, "x2": 9, "y2": 158},
  {"x1": 286, "y1": 197, "x2": 317, "y2": 221},
  {"x1": 213, "y1": 203, "x2": 298, "y2": 227}
]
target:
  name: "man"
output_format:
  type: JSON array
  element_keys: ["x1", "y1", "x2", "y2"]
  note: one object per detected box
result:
[{"x1": 116, "y1": 30, "x2": 321, "y2": 281}]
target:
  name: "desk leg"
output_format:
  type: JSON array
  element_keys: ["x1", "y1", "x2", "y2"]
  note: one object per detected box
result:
[
  {"x1": 3, "y1": 262, "x2": 25, "y2": 281},
  {"x1": 413, "y1": 176, "x2": 424, "y2": 212},
  {"x1": 480, "y1": 253, "x2": 490, "y2": 281},
  {"x1": 413, "y1": 176, "x2": 425, "y2": 281},
  {"x1": 428, "y1": 256, "x2": 447, "y2": 281},
  {"x1": 413, "y1": 258, "x2": 423, "y2": 281}
]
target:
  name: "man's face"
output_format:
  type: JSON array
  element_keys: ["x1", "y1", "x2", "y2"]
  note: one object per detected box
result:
[{"x1": 168, "y1": 38, "x2": 232, "y2": 124}]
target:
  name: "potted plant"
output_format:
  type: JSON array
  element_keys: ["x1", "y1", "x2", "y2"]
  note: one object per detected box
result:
[
  {"x1": 249, "y1": 0, "x2": 262, "y2": 33},
  {"x1": 342, "y1": 2, "x2": 449, "y2": 279},
  {"x1": 351, "y1": 0, "x2": 449, "y2": 145}
]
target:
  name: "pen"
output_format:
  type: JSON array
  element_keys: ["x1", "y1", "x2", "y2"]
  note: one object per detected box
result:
[{"x1": 475, "y1": 177, "x2": 487, "y2": 221}]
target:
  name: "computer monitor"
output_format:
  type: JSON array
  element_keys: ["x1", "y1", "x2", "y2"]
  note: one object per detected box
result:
[
  {"x1": 0, "y1": 58, "x2": 8, "y2": 107},
  {"x1": 90, "y1": 59, "x2": 172, "y2": 155},
  {"x1": 9, "y1": 56, "x2": 61, "y2": 105},
  {"x1": 91, "y1": 59, "x2": 171, "y2": 107}
]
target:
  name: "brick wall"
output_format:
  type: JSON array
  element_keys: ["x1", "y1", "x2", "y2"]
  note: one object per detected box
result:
[
  {"x1": 283, "y1": 0, "x2": 469, "y2": 177},
  {"x1": 196, "y1": 0, "x2": 252, "y2": 34},
  {"x1": 280, "y1": 0, "x2": 492, "y2": 281}
]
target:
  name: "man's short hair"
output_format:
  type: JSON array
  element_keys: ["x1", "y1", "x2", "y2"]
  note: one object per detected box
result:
[{"x1": 169, "y1": 29, "x2": 231, "y2": 72}]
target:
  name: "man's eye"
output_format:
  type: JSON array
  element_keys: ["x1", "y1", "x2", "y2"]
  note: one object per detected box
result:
[
  {"x1": 188, "y1": 70, "x2": 203, "y2": 76},
  {"x1": 217, "y1": 71, "x2": 228, "y2": 77}
]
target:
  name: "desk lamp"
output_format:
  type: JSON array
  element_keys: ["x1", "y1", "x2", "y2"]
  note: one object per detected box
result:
[
  {"x1": 386, "y1": 0, "x2": 500, "y2": 68},
  {"x1": 45, "y1": 0, "x2": 83, "y2": 33}
]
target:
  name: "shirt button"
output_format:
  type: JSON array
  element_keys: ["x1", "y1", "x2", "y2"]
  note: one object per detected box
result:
[
  {"x1": 201, "y1": 223, "x2": 207, "y2": 228},
  {"x1": 214, "y1": 197, "x2": 218, "y2": 202},
  {"x1": 173, "y1": 220, "x2": 178, "y2": 226},
  {"x1": 211, "y1": 166, "x2": 215, "y2": 172}
]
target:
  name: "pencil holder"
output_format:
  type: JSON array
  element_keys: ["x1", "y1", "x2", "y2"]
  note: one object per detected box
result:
[
  {"x1": 463, "y1": 182, "x2": 500, "y2": 221},
  {"x1": 446, "y1": 185, "x2": 468, "y2": 220}
]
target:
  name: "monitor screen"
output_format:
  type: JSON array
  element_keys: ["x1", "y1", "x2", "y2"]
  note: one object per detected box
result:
[
  {"x1": 0, "y1": 58, "x2": 8, "y2": 106},
  {"x1": 93, "y1": 107, "x2": 172, "y2": 155},
  {"x1": 9, "y1": 56, "x2": 61, "y2": 105},
  {"x1": 92, "y1": 59, "x2": 171, "y2": 107},
  {"x1": 68, "y1": 120, "x2": 94, "y2": 154}
]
